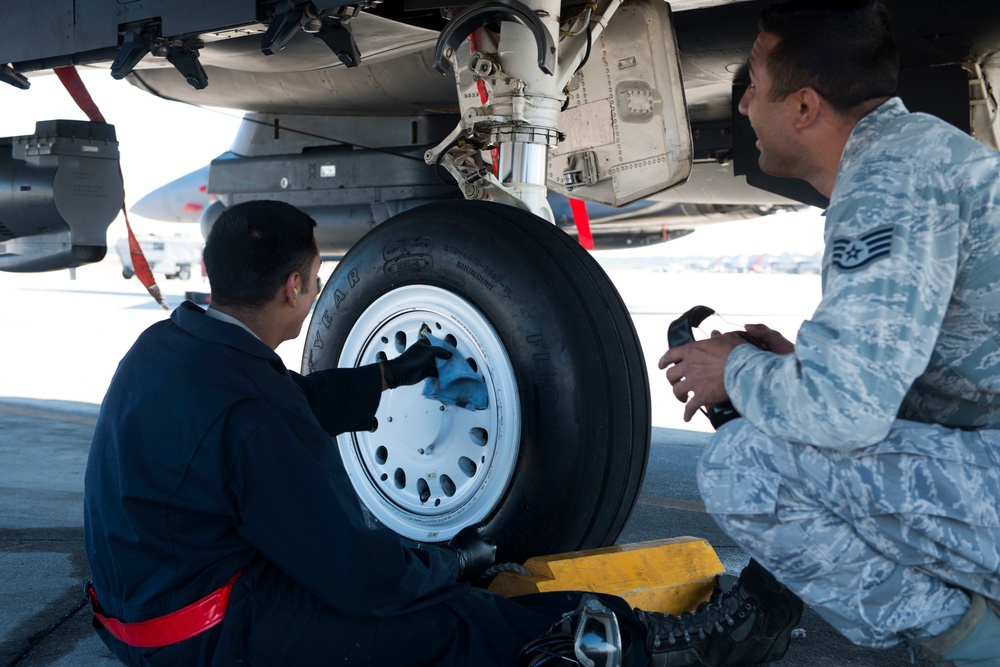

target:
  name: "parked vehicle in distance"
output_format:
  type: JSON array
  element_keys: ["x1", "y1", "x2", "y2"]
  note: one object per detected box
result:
[{"x1": 116, "y1": 235, "x2": 203, "y2": 281}]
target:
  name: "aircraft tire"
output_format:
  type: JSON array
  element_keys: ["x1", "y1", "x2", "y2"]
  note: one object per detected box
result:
[{"x1": 303, "y1": 201, "x2": 650, "y2": 564}]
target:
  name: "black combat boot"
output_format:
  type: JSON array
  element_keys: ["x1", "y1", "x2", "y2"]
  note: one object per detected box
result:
[{"x1": 634, "y1": 559, "x2": 804, "y2": 666}]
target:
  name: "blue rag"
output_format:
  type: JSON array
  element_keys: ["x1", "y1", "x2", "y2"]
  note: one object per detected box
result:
[{"x1": 421, "y1": 333, "x2": 489, "y2": 411}]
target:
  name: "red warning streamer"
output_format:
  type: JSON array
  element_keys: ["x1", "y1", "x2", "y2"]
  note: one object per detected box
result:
[
  {"x1": 569, "y1": 197, "x2": 595, "y2": 250},
  {"x1": 54, "y1": 66, "x2": 168, "y2": 309}
]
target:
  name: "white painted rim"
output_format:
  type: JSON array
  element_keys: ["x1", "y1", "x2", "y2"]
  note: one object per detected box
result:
[{"x1": 337, "y1": 285, "x2": 521, "y2": 541}]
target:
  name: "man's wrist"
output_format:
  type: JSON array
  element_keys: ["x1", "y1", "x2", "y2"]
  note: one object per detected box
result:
[{"x1": 723, "y1": 343, "x2": 757, "y2": 412}]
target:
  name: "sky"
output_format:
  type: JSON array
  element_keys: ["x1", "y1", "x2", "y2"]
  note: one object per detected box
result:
[
  {"x1": 0, "y1": 67, "x2": 243, "y2": 241},
  {"x1": 0, "y1": 66, "x2": 825, "y2": 257}
]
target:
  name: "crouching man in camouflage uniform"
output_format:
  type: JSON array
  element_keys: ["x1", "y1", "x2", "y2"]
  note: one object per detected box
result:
[{"x1": 660, "y1": 1, "x2": 1000, "y2": 665}]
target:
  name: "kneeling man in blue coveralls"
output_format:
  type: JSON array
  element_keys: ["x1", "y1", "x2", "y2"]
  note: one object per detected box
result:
[{"x1": 85, "y1": 199, "x2": 804, "y2": 666}]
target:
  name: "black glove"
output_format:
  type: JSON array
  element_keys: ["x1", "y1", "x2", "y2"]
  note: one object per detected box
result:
[
  {"x1": 382, "y1": 338, "x2": 453, "y2": 389},
  {"x1": 448, "y1": 522, "x2": 496, "y2": 583}
]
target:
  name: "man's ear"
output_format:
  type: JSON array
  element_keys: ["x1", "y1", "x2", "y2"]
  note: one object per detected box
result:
[
  {"x1": 792, "y1": 87, "x2": 823, "y2": 131},
  {"x1": 284, "y1": 272, "x2": 301, "y2": 304}
]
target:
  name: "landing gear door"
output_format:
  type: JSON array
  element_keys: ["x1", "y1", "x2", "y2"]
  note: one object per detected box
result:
[{"x1": 548, "y1": 0, "x2": 691, "y2": 207}]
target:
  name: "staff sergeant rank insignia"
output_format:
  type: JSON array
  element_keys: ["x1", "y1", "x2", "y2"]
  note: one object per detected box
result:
[{"x1": 831, "y1": 225, "x2": 894, "y2": 271}]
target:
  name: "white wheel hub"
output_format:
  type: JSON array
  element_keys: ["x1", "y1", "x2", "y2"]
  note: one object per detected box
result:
[{"x1": 337, "y1": 285, "x2": 520, "y2": 541}]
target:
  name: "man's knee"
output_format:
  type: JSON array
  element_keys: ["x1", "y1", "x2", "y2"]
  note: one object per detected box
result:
[
  {"x1": 697, "y1": 418, "x2": 780, "y2": 480},
  {"x1": 697, "y1": 419, "x2": 790, "y2": 519}
]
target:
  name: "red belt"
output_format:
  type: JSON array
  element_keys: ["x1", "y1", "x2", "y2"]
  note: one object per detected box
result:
[{"x1": 87, "y1": 572, "x2": 242, "y2": 648}]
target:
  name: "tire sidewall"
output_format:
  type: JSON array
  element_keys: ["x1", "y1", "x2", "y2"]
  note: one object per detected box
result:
[{"x1": 305, "y1": 202, "x2": 636, "y2": 561}]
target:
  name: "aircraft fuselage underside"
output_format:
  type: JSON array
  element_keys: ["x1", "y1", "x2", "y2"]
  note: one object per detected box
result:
[{"x1": 2, "y1": 0, "x2": 999, "y2": 268}]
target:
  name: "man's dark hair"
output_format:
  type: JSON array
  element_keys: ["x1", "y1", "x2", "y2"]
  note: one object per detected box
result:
[
  {"x1": 203, "y1": 200, "x2": 317, "y2": 308},
  {"x1": 760, "y1": 0, "x2": 899, "y2": 115}
]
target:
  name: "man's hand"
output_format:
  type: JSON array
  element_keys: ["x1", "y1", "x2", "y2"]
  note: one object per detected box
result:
[
  {"x1": 658, "y1": 332, "x2": 748, "y2": 422},
  {"x1": 448, "y1": 523, "x2": 496, "y2": 583},
  {"x1": 744, "y1": 323, "x2": 795, "y2": 355},
  {"x1": 381, "y1": 339, "x2": 453, "y2": 390}
]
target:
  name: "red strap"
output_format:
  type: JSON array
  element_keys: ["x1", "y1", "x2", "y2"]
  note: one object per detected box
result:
[
  {"x1": 569, "y1": 198, "x2": 595, "y2": 250},
  {"x1": 53, "y1": 66, "x2": 168, "y2": 310},
  {"x1": 53, "y1": 67, "x2": 106, "y2": 123},
  {"x1": 88, "y1": 572, "x2": 241, "y2": 648}
]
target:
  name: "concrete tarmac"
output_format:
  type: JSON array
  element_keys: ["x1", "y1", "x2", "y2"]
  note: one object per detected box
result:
[
  {"x1": 0, "y1": 256, "x2": 932, "y2": 665},
  {"x1": 0, "y1": 398, "x2": 931, "y2": 667}
]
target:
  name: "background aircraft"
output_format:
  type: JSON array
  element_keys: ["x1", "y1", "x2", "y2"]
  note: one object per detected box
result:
[
  {"x1": 130, "y1": 164, "x2": 792, "y2": 251},
  {"x1": 2, "y1": 0, "x2": 998, "y2": 565}
]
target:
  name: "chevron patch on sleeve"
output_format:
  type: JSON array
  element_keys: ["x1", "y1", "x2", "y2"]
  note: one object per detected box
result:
[{"x1": 831, "y1": 225, "x2": 895, "y2": 271}]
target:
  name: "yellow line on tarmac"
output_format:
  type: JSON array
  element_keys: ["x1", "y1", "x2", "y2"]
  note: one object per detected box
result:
[
  {"x1": 637, "y1": 494, "x2": 706, "y2": 514},
  {"x1": 0, "y1": 404, "x2": 711, "y2": 514}
]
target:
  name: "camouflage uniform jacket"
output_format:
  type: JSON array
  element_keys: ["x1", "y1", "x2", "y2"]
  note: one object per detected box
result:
[{"x1": 724, "y1": 97, "x2": 1000, "y2": 450}]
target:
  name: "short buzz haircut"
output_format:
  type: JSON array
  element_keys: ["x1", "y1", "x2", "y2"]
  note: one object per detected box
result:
[
  {"x1": 203, "y1": 200, "x2": 317, "y2": 309},
  {"x1": 759, "y1": 0, "x2": 899, "y2": 115}
]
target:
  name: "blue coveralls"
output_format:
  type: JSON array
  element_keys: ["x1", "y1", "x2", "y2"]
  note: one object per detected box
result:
[
  {"x1": 698, "y1": 98, "x2": 1000, "y2": 647},
  {"x1": 85, "y1": 301, "x2": 645, "y2": 666}
]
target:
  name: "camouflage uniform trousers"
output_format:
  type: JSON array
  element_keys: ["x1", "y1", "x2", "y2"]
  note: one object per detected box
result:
[{"x1": 697, "y1": 417, "x2": 1000, "y2": 648}]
